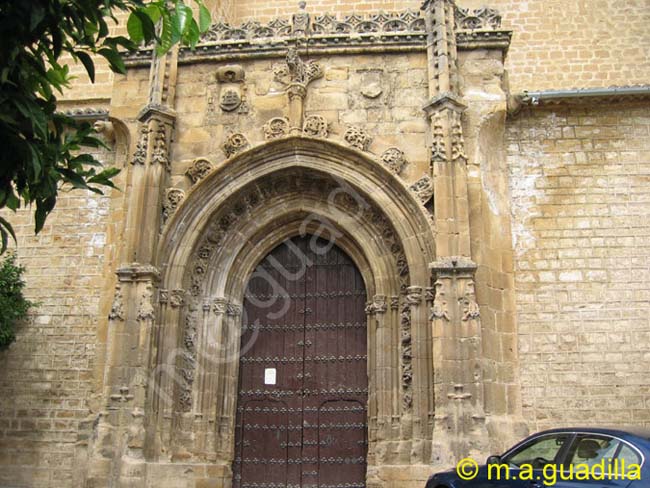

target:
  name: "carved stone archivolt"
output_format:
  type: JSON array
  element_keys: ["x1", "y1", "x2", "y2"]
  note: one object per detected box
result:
[
  {"x1": 380, "y1": 147, "x2": 408, "y2": 175},
  {"x1": 263, "y1": 117, "x2": 291, "y2": 140},
  {"x1": 409, "y1": 175, "x2": 433, "y2": 204},
  {"x1": 185, "y1": 174, "x2": 410, "y2": 306},
  {"x1": 185, "y1": 158, "x2": 214, "y2": 185},
  {"x1": 344, "y1": 126, "x2": 372, "y2": 152},
  {"x1": 162, "y1": 188, "x2": 185, "y2": 225},
  {"x1": 302, "y1": 115, "x2": 329, "y2": 138},
  {"x1": 222, "y1": 133, "x2": 249, "y2": 158}
]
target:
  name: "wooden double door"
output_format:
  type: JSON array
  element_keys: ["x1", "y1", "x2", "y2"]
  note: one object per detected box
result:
[{"x1": 233, "y1": 235, "x2": 368, "y2": 488}]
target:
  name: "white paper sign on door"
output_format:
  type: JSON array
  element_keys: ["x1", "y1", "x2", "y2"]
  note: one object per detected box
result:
[{"x1": 264, "y1": 368, "x2": 277, "y2": 385}]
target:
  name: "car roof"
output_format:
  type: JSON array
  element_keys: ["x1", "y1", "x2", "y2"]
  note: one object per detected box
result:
[{"x1": 532, "y1": 426, "x2": 650, "y2": 442}]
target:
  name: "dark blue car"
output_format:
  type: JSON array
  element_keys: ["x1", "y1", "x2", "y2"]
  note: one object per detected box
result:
[{"x1": 426, "y1": 427, "x2": 650, "y2": 488}]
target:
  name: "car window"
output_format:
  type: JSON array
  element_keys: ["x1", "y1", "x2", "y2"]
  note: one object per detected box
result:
[
  {"x1": 567, "y1": 435, "x2": 618, "y2": 468},
  {"x1": 617, "y1": 443, "x2": 642, "y2": 465},
  {"x1": 503, "y1": 434, "x2": 571, "y2": 469}
]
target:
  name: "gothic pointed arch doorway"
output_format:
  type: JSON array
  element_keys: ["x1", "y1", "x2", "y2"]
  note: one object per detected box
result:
[{"x1": 233, "y1": 234, "x2": 368, "y2": 488}]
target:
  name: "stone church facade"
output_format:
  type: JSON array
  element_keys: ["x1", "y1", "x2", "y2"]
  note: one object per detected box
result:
[{"x1": 1, "y1": 0, "x2": 649, "y2": 487}]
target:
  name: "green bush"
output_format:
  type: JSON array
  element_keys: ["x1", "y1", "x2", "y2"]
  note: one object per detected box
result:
[{"x1": 0, "y1": 253, "x2": 35, "y2": 349}]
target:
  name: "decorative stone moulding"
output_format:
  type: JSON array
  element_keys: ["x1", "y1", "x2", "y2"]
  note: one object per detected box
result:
[
  {"x1": 344, "y1": 126, "x2": 372, "y2": 152},
  {"x1": 123, "y1": 7, "x2": 510, "y2": 67},
  {"x1": 263, "y1": 117, "x2": 291, "y2": 140},
  {"x1": 60, "y1": 107, "x2": 109, "y2": 120},
  {"x1": 185, "y1": 158, "x2": 214, "y2": 185},
  {"x1": 454, "y1": 7, "x2": 502, "y2": 30},
  {"x1": 380, "y1": 147, "x2": 408, "y2": 175},
  {"x1": 222, "y1": 133, "x2": 249, "y2": 158},
  {"x1": 409, "y1": 175, "x2": 433, "y2": 204},
  {"x1": 302, "y1": 115, "x2": 329, "y2": 138}
]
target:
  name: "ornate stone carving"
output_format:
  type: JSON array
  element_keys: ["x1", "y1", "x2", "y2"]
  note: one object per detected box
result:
[
  {"x1": 302, "y1": 115, "x2": 329, "y2": 138},
  {"x1": 292, "y1": 1, "x2": 310, "y2": 35},
  {"x1": 344, "y1": 126, "x2": 372, "y2": 151},
  {"x1": 170, "y1": 289, "x2": 186, "y2": 308},
  {"x1": 220, "y1": 87, "x2": 242, "y2": 112},
  {"x1": 431, "y1": 112, "x2": 446, "y2": 164},
  {"x1": 281, "y1": 48, "x2": 323, "y2": 86},
  {"x1": 425, "y1": 286, "x2": 435, "y2": 303},
  {"x1": 216, "y1": 65, "x2": 245, "y2": 83},
  {"x1": 93, "y1": 120, "x2": 115, "y2": 144},
  {"x1": 390, "y1": 296, "x2": 400, "y2": 310},
  {"x1": 400, "y1": 299, "x2": 413, "y2": 411},
  {"x1": 159, "y1": 288, "x2": 169, "y2": 304},
  {"x1": 179, "y1": 305, "x2": 198, "y2": 412},
  {"x1": 380, "y1": 147, "x2": 408, "y2": 174},
  {"x1": 263, "y1": 117, "x2": 291, "y2": 140},
  {"x1": 151, "y1": 124, "x2": 170, "y2": 171},
  {"x1": 460, "y1": 281, "x2": 480, "y2": 321},
  {"x1": 186, "y1": 158, "x2": 213, "y2": 185},
  {"x1": 405, "y1": 286, "x2": 422, "y2": 306},
  {"x1": 450, "y1": 111, "x2": 468, "y2": 164},
  {"x1": 137, "y1": 284, "x2": 155, "y2": 321},
  {"x1": 222, "y1": 133, "x2": 249, "y2": 158},
  {"x1": 202, "y1": 11, "x2": 424, "y2": 43},
  {"x1": 430, "y1": 279, "x2": 450, "y2": 322},
  {"x1": 131, "y1": 125, "x2": 149, "y2": 165},
  {"x1": 455, "y1": 6, "x2": 502, "y2": 30},
  {"x1": 409, "y1": 175, "x2": 433, "y2": 204},
  {"x1": 212, "y1": 297, "x2": 228, "y2": 315},
  {"x1": 226, "y1": 302, "x2": 242, "y2": 317},
  {"x1": 109, "y1": 285, "x2": 125, "y2": 321},
  {"x1": 366, "y1": 295, "x2": 387, "y2": 315},
  {"x1": 162, "y1": 188, "x2": 185, "y2": 225}
]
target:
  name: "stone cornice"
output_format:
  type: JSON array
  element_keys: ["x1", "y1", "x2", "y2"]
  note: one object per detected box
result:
[{"x1": 123, "y1": 9, "x2": 511, "y2": 68}]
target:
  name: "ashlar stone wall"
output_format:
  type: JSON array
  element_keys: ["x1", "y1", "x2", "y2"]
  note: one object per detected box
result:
[{"x1": 508, "y1": 103, "x2": 650, "y2": 430}]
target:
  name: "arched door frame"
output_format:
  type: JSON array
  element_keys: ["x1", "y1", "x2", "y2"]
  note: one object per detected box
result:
[{"x1": 148, "y1": 137, "x2": 436, "y2": 480}]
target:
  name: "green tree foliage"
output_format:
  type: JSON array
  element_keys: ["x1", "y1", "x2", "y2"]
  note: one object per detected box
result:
[
  {"x1": 0, "y1": 0, "x2": 211, "y2": 252},
  {"x1": 0, "y1": 253, "x2": 36, "y2": 349}
]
